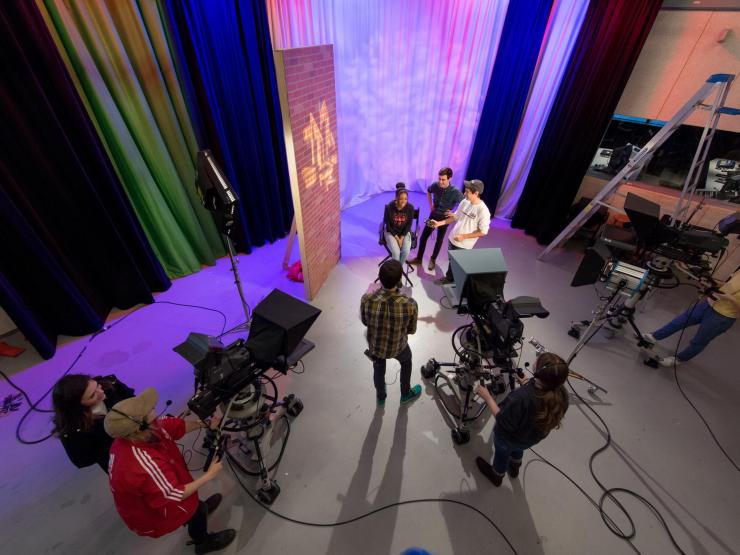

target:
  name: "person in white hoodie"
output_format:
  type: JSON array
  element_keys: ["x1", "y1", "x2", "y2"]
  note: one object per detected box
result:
[{"x1": 431, "y1": 179, "x2": 491, "y2": 285}]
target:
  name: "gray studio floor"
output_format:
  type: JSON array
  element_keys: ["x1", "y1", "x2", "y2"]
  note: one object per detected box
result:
[{"x1": 0, "y1": 191, "x2": 738, "y2": 555}]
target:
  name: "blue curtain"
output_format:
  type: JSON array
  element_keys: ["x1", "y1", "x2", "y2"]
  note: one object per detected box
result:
[
  {"x1": 465, "y1": 0, "x2": 554, "y2": 212},
  {"x1": 162, "y1": 0, "x2": 293, "y2": 253},
  {"x1": 495, "y1": 0, "x2": 589, "y2": 219}
]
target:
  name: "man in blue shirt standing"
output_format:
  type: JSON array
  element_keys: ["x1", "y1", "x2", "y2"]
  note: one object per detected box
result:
[{"x1": 408, "y1": 167, "x2": 464, "y2": 271}]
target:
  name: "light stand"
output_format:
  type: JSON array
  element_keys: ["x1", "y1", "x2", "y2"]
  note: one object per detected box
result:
[
  {"x1": 195, "y1": 150, "x2": 251, "y2": 331},
  {"x1": 224, "y1": 234, "x2": 251, "y2": 331}
]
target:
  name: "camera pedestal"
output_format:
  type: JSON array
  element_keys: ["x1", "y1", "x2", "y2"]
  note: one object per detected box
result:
[{"x1": 421, "y1": 357, "x2": 508, "y2": 445}]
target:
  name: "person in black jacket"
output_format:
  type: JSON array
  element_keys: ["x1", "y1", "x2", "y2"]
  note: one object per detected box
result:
[
  {"x1": 383, "y1": 184, "x2": 415, "y2": 265},
  {"x1": 475, "y1": 353, "x2": 570, "y2": 487},
  {"x1": 52, "y1": 374, "x2": 134, "y2": 472}
]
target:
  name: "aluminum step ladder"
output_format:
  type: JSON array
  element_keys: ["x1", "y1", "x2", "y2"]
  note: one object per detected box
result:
[{"x1": 539, "y1": 74, "x2": 739, "y2": 260}]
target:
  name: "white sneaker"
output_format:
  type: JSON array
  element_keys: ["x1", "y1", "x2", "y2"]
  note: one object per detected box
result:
[
  {"x1": 658, "y1": 355, "x2": 679, "y2": 367},
  {"x1": 642, "y1": 332, "x2": 657, "y2": 344}
]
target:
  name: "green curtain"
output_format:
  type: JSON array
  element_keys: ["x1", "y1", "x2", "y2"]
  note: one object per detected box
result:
[{"x1": 38, "y1": 0, "x2": 224, "y2": 278}]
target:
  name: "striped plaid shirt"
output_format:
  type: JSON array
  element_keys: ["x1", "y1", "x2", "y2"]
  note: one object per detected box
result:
[{"x1": 361, "y1": 286, "x2": 417, "y2": 358}]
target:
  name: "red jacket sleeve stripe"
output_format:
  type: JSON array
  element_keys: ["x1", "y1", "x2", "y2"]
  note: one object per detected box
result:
[{"x1": 132, "y1": 447, "x2": 184, "y2": 501}]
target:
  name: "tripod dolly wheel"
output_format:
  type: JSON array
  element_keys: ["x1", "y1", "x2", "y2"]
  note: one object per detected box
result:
[
  {"x1": 421, "y1": 360, "x2": 436, "y2": 379},
  {"x1": 286, "y1": 397, "x2": 303, "y2": 418},
  {"x1": 257, "y1": 482, "x2": 281, "y2": 505},
  {"x1": 451, "y1": 428, "x2": 470, "y2": 445}
]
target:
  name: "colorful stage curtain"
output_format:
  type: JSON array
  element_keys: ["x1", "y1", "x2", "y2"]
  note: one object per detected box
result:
[
  {"x1": 0, "y1": 1, "x2": 170, "y2": 359},
  {"x1": 266, "y1": 0, "x2": 509, "y2": 208},
  {"x1": 512, "y1": 0, "x2": 663, "y2": 244},
  {"x1": 465, "y1": 0, "x2": 554, "y2": 212},
  {"x1": 38, "y1": 0, "x2": 225, "y2": 278},
  {"x1": 495, "y1": 0, "x2": 589, "y2": 219},
  {"x1": 162, "y1": 0, "x2": 294, "y2": 253}
]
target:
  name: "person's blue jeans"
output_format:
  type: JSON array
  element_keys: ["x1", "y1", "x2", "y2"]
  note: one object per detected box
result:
[
  {"x1": 491, "y1": 431, "x2": 534, "y2": 476},
  {"x1": 384, "y1": 232, "x2": 411, "y2": 265},
  {"x1": 372, "y1": 344, "x2": 412, "y2": 400},
  {"x1": 652, "y1": 299, "x2": 735, "y2": 361}
]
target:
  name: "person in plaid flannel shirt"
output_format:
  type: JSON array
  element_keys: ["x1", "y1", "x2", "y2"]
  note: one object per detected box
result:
[{"x1": 361, "y1": 260, "x2": 422, "y2": 407}]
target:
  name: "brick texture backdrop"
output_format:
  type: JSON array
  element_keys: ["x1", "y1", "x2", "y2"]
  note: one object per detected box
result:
[{"x1": 274, "y1": 45, "x2": 340, "y2": 300}]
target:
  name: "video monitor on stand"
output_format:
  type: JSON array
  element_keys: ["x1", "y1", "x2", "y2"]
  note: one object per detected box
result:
[{"x1": 444, "y1": 248, "x2": 507, "y2": 314}]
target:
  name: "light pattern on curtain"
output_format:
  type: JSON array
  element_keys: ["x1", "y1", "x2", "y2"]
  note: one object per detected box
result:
[
  {"x1": 494, "y1": 0, "x2": 589, "y2": 219},
  {"x1": 266, "y1": 0, "x2": 509, "y2": 208},
  {"x1": 37, "y1": 0, "x2": 224, "y2": 278}
]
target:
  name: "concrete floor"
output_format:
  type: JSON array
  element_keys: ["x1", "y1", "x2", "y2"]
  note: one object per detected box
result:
[{"x1": 0, "y1": 192, "x2": 738, "y2": 555}]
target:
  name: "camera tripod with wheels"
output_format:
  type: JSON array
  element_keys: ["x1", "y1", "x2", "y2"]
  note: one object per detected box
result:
[
  {"x1": 215, "y1": 376, "x2": 304, "y2": 505},
  {"x1": 421, "y1": 323, "x2": 524, "y2": 445}
]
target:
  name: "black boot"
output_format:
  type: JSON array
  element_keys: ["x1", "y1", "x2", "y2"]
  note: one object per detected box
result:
[
  {"x1": 476, "y1": 456, "x2": 503, "y2": 487},
  {"x1": 195, "y1": 529, "x2": 236, "y2": 554},
  {"x1": 508, "y1": 459, "x2": 522, "y2": 479}
]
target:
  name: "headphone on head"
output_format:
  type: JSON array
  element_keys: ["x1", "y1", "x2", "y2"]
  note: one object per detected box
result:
[
  {"x1": 110, "y1": 407, "x2": 150, "y2": 432},
  {"x1": 533, "y1": 357, "x2": 566, "y2": 391}
]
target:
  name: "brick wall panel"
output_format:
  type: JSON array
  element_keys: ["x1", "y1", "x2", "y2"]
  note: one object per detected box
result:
[{"x1": 275, "y1": 45, "x2": 340, "y2": 300}]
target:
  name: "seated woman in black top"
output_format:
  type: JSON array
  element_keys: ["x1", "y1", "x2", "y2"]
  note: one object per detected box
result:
[
  {"x1": 52, "y1": 374, "x2": 134, "y2": 472},
  {"x1": 383, "y1": 185, "x2": 415, "y2": 265},
  {"x1": 475, "y1": 352, "x2": 569, "y2": 486}
]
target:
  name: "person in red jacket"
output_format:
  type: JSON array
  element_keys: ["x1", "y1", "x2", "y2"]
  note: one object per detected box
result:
[{"x1": 104, "y1": 387, "x2": 235, "y2": 554}]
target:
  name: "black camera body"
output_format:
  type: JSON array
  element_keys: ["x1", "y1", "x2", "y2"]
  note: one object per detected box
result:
[
  {"x1": 188, "y1": 339, "x2": 259, "y2": 420},
  {"x1": 466, "y1": 296, "x2": 549, "y2": 366}
]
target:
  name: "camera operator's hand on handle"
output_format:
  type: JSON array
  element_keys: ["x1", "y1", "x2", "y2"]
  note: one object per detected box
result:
[
  {"x1": 206, "y1": 457, "x2": 224, "y2": 477},
  {"x1": 208, "y1": 414, "x2": 222, "y2": 430},
  {"x1": 181, "y1": 455, "x2": 223, "y2": 499},
  {"x1": 476, "y1": 384, "x2": 500, "y2": 416}
]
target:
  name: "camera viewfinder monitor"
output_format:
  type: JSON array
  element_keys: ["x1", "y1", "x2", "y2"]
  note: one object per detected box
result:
[{"x1": 449, "y1": 248, "x2": 507, "y2": 314}]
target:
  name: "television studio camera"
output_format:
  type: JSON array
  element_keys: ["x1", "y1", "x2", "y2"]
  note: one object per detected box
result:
[
  {"x1": 174, "y1": 289, "x2": 321, "y2": 504},
  {"x1": 421, "y1": 248, "x2": 549, "y2": 445},
  {"x1": 567, "y1": 192, "x2": 739, "y2": 363}
]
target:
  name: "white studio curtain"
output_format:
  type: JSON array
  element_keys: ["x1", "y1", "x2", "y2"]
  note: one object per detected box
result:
[{"x1": 267, "y1": 0, "x2": 509, "y2": 208}]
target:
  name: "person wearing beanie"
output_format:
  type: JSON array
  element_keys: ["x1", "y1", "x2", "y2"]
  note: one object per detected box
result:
[
  {"x1": 104, "y1": 388, "x2": 235, "y2": 554},
  {"x1": 360, "y1": 260, "x2": 422, "y2": 407},
  {"x1": 429, "y1": 179, "x2": 491, "y2": 285}
]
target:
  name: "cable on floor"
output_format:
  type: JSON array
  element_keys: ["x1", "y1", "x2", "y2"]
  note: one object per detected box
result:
[
  {"x1": 226, "y1": 455, "x2": 519, "y2": 555},
  {"x1": 669, "y1": 298, "x2": 739, "y2": 472},
  {"x1": 2, "y1": 300, "x2": 231, "y2": 445}
]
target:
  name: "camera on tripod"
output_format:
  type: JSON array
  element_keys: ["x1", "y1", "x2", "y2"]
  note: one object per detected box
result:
[
  {"x1": 174, "y1": 289, "x2": 320, "y2": 505},
  {"x1": 423, "y1": 248, "x2": 549, "y2": 444},
  {"x1": 568, "y1": 193, "x2": 737, "y2": 346}
]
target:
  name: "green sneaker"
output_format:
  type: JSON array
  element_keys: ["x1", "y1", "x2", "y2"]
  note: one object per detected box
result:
[
  {"x1": 377, "y1": 397, "x2": 386, "y2": 407},
  {"x1": 400, "y1": 384, "x2": 422, "y2": 405}
]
